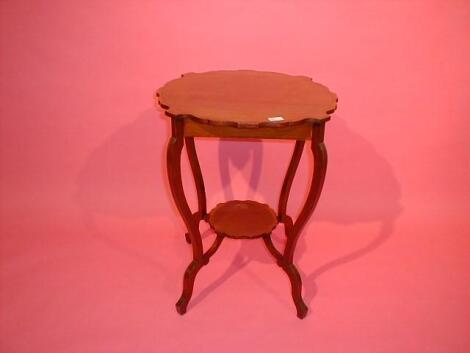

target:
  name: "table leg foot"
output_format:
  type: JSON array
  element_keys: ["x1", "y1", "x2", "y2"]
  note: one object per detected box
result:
[
  {"x1": 175, "y1": 297, "x2": 188, "y2": 315},
  {"x1": 283, "y1": 263, "x2": 308, "y2": 319},
  {"x1": 295, "y1": 301, "x2": 308, "y2": 319},
  {"x1": 175, "y1": 259, "x2": 204, "y2": 315}
]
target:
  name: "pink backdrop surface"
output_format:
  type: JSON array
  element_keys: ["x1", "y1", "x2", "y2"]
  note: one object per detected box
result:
[{"x1": 1, "y1": 1, "x2": 469, "y2": 352}]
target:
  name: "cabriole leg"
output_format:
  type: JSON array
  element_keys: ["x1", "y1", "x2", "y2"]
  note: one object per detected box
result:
[
  {"x1": 271, "y1": 122, "x2": 328, "y2": 318},
  {"x1": 167, "y1": 117, "x2": 205, "y2": 314}
]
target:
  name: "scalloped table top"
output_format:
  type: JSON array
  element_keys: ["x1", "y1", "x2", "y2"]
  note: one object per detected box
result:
[{"x1": 157, "y1": 70, "x2": 337, "y2": 128}]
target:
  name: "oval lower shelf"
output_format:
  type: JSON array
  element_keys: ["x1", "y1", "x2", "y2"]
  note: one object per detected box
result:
[{"x1": 208, "y1": 200, "x2": 278, "y2": 239}]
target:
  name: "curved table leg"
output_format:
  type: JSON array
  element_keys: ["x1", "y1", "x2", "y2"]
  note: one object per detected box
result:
[
  {"x1": 167, "y1": 117, "x2": 206, "y2": 314},
  {"x1": 184, "y1": 137, "x2": 207, "y2": 244},
  {"x1": 269, "y1": 122, "x2": 328, "y2": 318},
  {"x1": 283, "y1": 263, "x2": 308, "y2": 318},
  {"x1": 263, "y1": 235, "x2": 308, "y2": 318},
  {"x1": 278, "y1": 140, "x2": 305, "y2": 224},
  {"x1": 185, "y1": 136, "x2": 207, "y2": 219},
  {"x1": 284, "y1": 123, "x2": 328, "y2": 263},
  {"x1": 176, "y1": 234, "x2": 224, "y2": 314},
  {"x1": 176, "y1": 258, "x2": 205, "y2": 314}
]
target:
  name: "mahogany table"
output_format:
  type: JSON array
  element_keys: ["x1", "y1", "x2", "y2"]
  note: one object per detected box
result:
[{"x1": 156, "y1": 70, "x2": 337, "y2": 318}]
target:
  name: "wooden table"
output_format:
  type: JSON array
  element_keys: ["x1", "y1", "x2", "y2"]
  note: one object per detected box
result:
[{"x1": 157, "y1": 70, "x2": 337, "y2": 318}]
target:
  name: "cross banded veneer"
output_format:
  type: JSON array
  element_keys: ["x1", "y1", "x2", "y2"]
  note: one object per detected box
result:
[{"x1": 157, "y1": 70, "x2": 337, "y2": 318}]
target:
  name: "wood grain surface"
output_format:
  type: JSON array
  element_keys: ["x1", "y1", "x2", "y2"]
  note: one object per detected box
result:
[
  {"x1": 208, "y1": 200, "x2": 278, "y2": 239},
  {"x1": 157, "y1": 70, "x2": 337, "y2": 128}
]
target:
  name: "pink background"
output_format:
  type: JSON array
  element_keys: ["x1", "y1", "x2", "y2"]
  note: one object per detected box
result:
[{"x1": 1, "y1": 0, "x2": 469, "y2": 352}]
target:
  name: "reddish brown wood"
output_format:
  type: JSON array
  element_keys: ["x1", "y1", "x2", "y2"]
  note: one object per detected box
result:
[
  {"x1": 284, "y1": 123, "x2": 328, "y2": 263},
  {"x1": 262, "y1": 233, "x2": 308, "y2": 318},
  {"x1": 184, "y1": 211, "x2": 204, "y2": 244},
  {"x1": 157, "y1": 70, "x2": 337, "y2": 128},
  {"x1": 278, "y1": 140, "x2": 305, "y2": 222},
  {"x1": 208, "y1": 200, "x2": 278, "y2": 239},
  {"x1": 185, "y1": 137, "x2": 207, "y2": 218},
  {"x1": 166, "y1": 118, "x2": 203, "y2": 258},
  {"x1": 176, "y1": 233, "x2": 224, "y2": 314},
  {"x1": 283, "y1": 263, "x2": 308, "y2": 318},
  {"x1": 263, "y1": 235, "x2": 283, "y2": 263},
  {"x1": 175, "y1": 259, "x2": 205, "y2": 314},
  {"x1": 167, "y1": 118, "x2": 206, "y2": 314},
  {"x1": 161, "y1": 70, "x2": 335, "y2": 319},
  {"x1": 184, "y1": 117, "x2": 313, "y2": 140}
]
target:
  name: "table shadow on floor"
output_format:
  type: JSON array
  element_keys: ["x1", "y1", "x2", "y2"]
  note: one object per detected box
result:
[{"x1": 75, "y1": 110, "x2": 401, "y2": 316}]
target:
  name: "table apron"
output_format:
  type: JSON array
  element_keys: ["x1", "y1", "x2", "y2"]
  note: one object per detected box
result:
[{"x1": 184, "y1": 118, "x2": 313, "y2": 140}]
